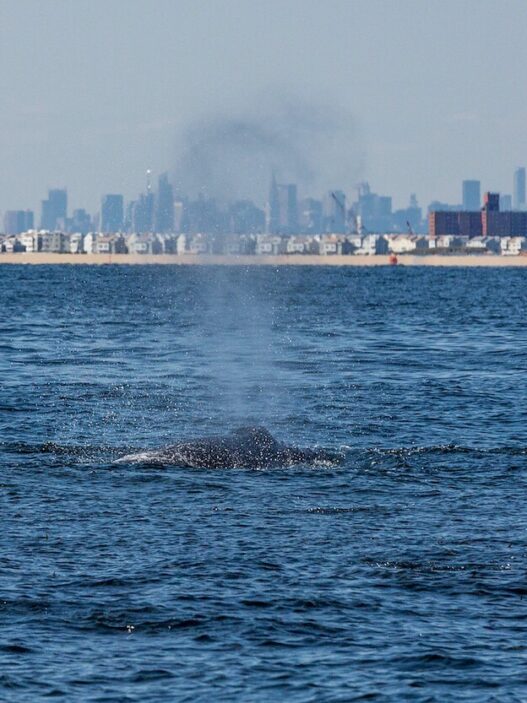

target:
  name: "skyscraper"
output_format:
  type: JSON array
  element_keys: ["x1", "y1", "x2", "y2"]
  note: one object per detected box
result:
[
  {"x1": 513, "y1": 167, "x2": 526, "y2": 210},
  {"x1": 462, "y1": 180, "x2": 480, "y2": 211},
  {"x1": 483, "y1": 191, "x2": 500, "y2": 212},
  {"x1": 155, "y1": 173, "x2": 174, "y2": 232},
  {"x1": 354, "y1": 182, "x2": 393, "y2": 231},
  {"x1": 131, "y1": 192, "x2": 154, "y2": 233},
  {"x1": 101, "y1": 194, "x2": 124, "y2": 233},
  {"x1": 266, "y1": 174, "x2": 280, "y2": 234},
  {"x1": 3, "y1": 210, "x2": 34, "y2": 235},
  {"x1": 323, "y1": 191, "x2": 346, "y2": 233},
  {"x1": 299, "y1": 198, "x2": 322, "y2": 233},
  {"x1": 277, "y1": 183, "x2": 297, "y2": 234},
  {"x1": 500, "y1": 194, "x2": 512, "y2": 211},
  {"x1": 228, "y1": 200, "x2": 265, "y2": 233},
  {"x1": 40, "y1": 189, "x2": 67, "y2": 230}
]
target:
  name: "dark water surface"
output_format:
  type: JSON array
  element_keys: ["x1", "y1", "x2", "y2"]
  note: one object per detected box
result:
[{"x1": 1, "y1": 265, "x2": 526, "y2": 702}]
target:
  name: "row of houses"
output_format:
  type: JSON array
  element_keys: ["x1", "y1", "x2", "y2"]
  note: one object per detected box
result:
[
  {"x1": 427, "y1": 234, "x2": 527, "y2": 256},
  {"x1": 1, "y1": 230, "x2": 526, "y2": 256},
  {"x1": 0, "y1": 231, "x2": 391, "y2": 256}
]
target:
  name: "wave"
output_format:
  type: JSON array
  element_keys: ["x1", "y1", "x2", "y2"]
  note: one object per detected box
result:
[
  {"x1": 362, "y1": 559, "x2": 513, "y2": 573},
  {"x1": 2, "y1": 439, "x2": 526, "y2": 472},
  {"x1": 0, "y1": 441, "x2": 138, "y2": 463},
  {"x1": 369, "y1": 445, "x2": 527, "y2": 457}
]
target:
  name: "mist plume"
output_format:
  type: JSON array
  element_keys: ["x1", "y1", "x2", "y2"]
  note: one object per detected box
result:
[{"x1": 172, "y1": 96, "x2": 364, "y2": 204}]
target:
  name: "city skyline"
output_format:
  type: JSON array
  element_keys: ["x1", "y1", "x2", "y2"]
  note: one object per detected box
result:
[
  {"x1": 3, "y1": 160, "x2": 527, "y2": 225},
  {"x1": 4, "y1": 167, "x2": 527, "y2": 240},
  {"x1": 3, "y1": 1, "x2": 527, "y2": 215}
]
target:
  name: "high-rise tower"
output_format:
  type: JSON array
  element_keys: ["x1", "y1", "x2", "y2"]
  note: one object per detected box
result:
[
  {"x1": 266, "y1": 173, "x2": 280, "y2": 234},
  {"x1": 462, "y1": 180, "x2": 480, "y2": 211},
  {"x1": 277, "y1": 183, "x2": 298, "y2": 234},
  {"x1": 41, "y1": 189, "x2": 67, "y2": 230},
  {"x1": 101, "y1": 194, "x2": 124, "y2": 233},
  {"x1": 513, "y1": 167, "x2": 526, "y2": 210},
  {"x1": 155, "y1": 173, "x2": 174, "y2": 232}
]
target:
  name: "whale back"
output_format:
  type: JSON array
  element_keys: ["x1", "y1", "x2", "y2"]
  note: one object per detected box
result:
[
  {"x1": 230, "y1": 426, "x2": 280, "y2": 449},
  {"x1": 114, "y1": 426, "x2": 341, "y2": 468}
]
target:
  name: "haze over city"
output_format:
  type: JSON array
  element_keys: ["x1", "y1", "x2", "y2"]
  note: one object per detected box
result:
[
  {"x1": 2, "y1": 0, "x2": 527, "y2": 216},
  {"x1": 2, "y1": 3, "x2": 527, "y2": 702}
]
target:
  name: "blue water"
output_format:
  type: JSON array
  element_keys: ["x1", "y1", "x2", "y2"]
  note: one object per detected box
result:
[{"x1": 1, "y1": 265, "x2": 526, "y2": 702}]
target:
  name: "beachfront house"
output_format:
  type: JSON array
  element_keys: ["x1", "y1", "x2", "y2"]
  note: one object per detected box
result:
[
  {"x1": 356, "y1": 234, "x2": 389, "y2": 255},
  {"x1": 255, "y1": 235, "x2": 284, "y2": 255},
  {"x1": 188, "y1": 233, "x2": 211, "y2": 255},
  {"x1": 40, "y1": 231, "x2": 70, "y2": 253},
  {"x1": 387, "y1": 234, "x2": 429, "y2": 254},
  {"x1": 286, "y1": 236, "x2": 311, "y2": 254},
  {"x1": 19, "y1": 231, "x2": 38, "y2": 252},
  {"x1": 501, "y1": 236, "x2": 527, "y2": 256}
]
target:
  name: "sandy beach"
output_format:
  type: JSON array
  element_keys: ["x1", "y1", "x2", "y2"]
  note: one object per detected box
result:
[{"x1": 1, "y1": 253, "x2": 527, "y2": 266}]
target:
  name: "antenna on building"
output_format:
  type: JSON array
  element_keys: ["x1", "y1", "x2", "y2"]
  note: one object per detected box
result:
[{"x1": 146, "y1": 169, "x2": 152, "y2": 193}]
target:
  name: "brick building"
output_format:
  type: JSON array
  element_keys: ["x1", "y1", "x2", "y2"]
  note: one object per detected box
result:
[
  {"x1": 429, "y1": 192, "x2": 527, "y2": 238},
  {"x1": 428, "y1": 210, "x2": 482, "y2": 238}
]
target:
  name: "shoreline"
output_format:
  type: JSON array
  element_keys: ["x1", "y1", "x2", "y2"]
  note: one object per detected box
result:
[{"x1": 1, "y1": 253, "x2": 527, "y2": 266}]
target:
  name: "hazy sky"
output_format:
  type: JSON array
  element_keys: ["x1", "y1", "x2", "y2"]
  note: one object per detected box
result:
[{"x1": 1, "y1": 0, "x2": 527, "y2": 215}]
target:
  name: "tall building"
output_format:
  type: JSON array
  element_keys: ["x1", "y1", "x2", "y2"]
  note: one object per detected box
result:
[
  {"x1": 124, "y1": 201, "x2": 135, "y2": 232},
  {"x1": 483, "y1": 191, "x2": 499, "y2": 212},
  {"x1": 40, "y1": 189, "x2": 67, "y2": 230},
  {"x1": 101, "y1": 194, "x2": 124, "y2": 233},
  {"x1": 500, "y1": 194, "x2": 512, "y2": 211},
  {"x1": 513, "y1": 167, "x2": 526, "y2": 210},
  {"x1": 71, "y1": 209, "x2": 92, "y2": 234},
  {"x1": 131, "y1": 192, "x2": 154, "y2": 233},
  {"x1": 173, "y1": 200, "x2": 185, "y2": 233},
  {"x1": 3, "y1": 210, "x2": 34, "y2": 235},
  {"x1": 265, "y1": 176, "x2": 297, "y2": 234},
  {"x1": 430, "y1": 191, "x2": 527, "y2": 238},
  {"x1": 393, "y1": 194, "x2": 423, "y2": 233},
  {"x1": 428, "y1": 210, "x2": 482, "y2": 239},
  {"x1": 228, "y1": 200, "x2": 265, "y2": 233},
  {"x1": 277, "y1": 183, "x2": 298, "y2": 234},
  {"x1": 482, "y1": 192, "x2": 527, "y2": 236},
  {"x1": 184, "y1": 195, "x2": 226, "y2": 234},
  {"x1": 323, "y1": 191, "x2": 346, "y2": 233},
  {"x1": 155, "y1": 173, "x2": 174, "y2": 232},
  {"x1": 299, "y1": 198, "x2": 322, "y2": 233},
  {"x1": 266, "y1": 174, "x2": 280, "y2": 234},
  {"x1": 354, "y1": 182, "x2": 393, "y2": 232},
  {"x1": 462, "y1": 180, "x2": 480, "y2": 211}
]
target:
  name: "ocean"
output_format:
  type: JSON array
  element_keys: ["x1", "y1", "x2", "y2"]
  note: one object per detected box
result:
[{"x1": 1, "y1": 264, "x2": 526, "y2": 702}]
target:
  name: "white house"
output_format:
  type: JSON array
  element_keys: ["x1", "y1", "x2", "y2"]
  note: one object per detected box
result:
[
  {"x1": 188, "y1": 233, "x2": 210, "y2": 254},
  {"x1": 286, "y1": 236, "x2": 310, "y2": 254},
  {"x1": 255, "y1": 235, "x2": 283, "y2": 255},
  {"x1": 356, "y1": 234, "x2": 389, "y2": 255},
  {"x1": 83, "y1": 232, "x2": 96, "y2": 253},
  {"x1": 19, "y1": 231, "x2": 37, "y2": 252},
  {"x1": 69, "y1": 233, "x2": 84, "y2": 254},
  {"x1": 501, "y1": 236, "x2": 527, "y2": 255},
  {"x1": 387, "y1": 234, "x2": 429, "y2": 254}
]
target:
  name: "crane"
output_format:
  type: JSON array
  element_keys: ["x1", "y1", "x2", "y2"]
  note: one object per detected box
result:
[{"x1": 331, "y1": 191, "x2": 360, "y2": 233}]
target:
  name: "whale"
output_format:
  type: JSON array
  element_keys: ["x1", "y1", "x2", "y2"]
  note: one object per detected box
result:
[{"x1": 114, "y1": 426, "x2": 340, "y2": 468}]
